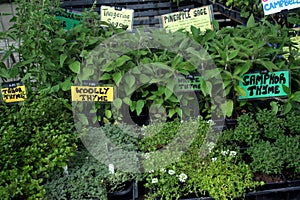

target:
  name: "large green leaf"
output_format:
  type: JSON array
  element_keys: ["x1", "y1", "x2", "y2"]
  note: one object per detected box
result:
[
  {"x1": 113, "y1": 98, "x2": 122, "y2": 109},
  {"x1": 115, "y1": 55, "x2": 131, "y2": 67},
  {"x1": 125, "y1": 74, "x2": 135, "y2": 88},
  {"x1": 60, "y1": 54, "x2": 67, "y2": 68},
  {"x1": 113, "y1": 72, "x2": 122, "y2": 85},
  {"x1": 136, "y1": 100, "x2": 145, "y2": 116},
  {"x1": 69, "y1": 61, "x2": 81, "y2": 74}
]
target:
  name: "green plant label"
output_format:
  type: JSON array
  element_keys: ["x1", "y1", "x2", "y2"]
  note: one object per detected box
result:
[
  {"x1": 176, "y1": 74, "x2": 202, "y2": 91},
  {"x1": 160, "y1": 5, "x2": 213, "y2": 33},
  {"x1": 54, "y1": 10, "x2": 82, "y2": 30},
  {"x1": 1, "y1": 81, "x2": 27, "y2": 103},
  {"x1": 239, "y1": 70, "x2": 290, "y2": 100},
  {"x1": 71, "y1": 86, "x2": 113, "y2": 102}
]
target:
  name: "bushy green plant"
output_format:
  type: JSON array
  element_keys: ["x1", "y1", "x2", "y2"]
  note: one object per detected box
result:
[
  {"x1": 1, "y1": 0, "x2": 123, "y2": 98},
  {"x1": 45, "y1": 150, "x2": 108, "y2": 200},
  {"x1": 247, "y1": 135, "x2": 300, "y2": 176},
  {"x1": 274, "y1": 135, "x2": 300, "y2": 173},
  {"x1": 0, "y1": 94, "x2": 77, "y2": 199},
  {"x1": 256, "y1": 108, "x2": 285, "y2": 139},
  {"x1": 200, "y1": 153, "x2": 260, "y2": 199},
  {"x1": 246, "y1": 141, "x2": 284, "y2": 175},
  {"x1": 141, "y1": 118, "x2": 260, "y2": 199},
  {"x1": 284, "y1": 109, "x2": 300, "y2": 135},
  {"x1": 232, "y1": 113, "x2": 260, "y2": 146},
  {"x1": 45, "y1": 123, "x2": 142, "y2": 199}
]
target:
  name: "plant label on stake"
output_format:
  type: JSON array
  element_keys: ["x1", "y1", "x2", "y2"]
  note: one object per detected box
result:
[
  {"x1": 1, "y1": 81, "x2": 27, "y2": 104},
  {"x1": 160, "y1": 5, "x2": 214, "y2": 33},
  {"x1": 262, "y1": 0, "x2": 300, "y2": 15},
  {"x1": 71, "y1": 86, "x2": 113, "y2": 102},
  {"x1": 100, "y1": 6, "x2": 134, "y2": 31},
  {"x1": 175, "y1": 74, "x2": 202, "y2": 91},
  {"x1": 239, "y1": 70, "x2": 290, "y2": 100},
  {"x1": 53, "y1": 10, "x2": 83, "y2": 30}
]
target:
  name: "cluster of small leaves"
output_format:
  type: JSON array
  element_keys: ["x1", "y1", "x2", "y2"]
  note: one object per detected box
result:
[
  {"x1": 200, "y1": 154, "x2": 260, "y2": 199},
  {"x1": 217, "y1": 0, "x2": 264, "y2": 18},
  {"x1": 220, "y1": 107, "x2": 296, "y2": 147},
  {"x1": 138, "y1": 119, "x2": 181, "y2": 152},
  {"x1": 284, "y1": 109, "x2": 300, "y2": 134},
  {"x1": 44, "y1": 151, "x2": 109, "y2": 200},
  {"x1": 256, "y1": 108, "x2": 285, "y2": 139},
  {"x1": 141, "y1": 117, "x2": 260, "y2": 199},
  {"x1": 45, "y1": 123, "x2": 142, "y2": 199},
  {"x1": 218, "y1": 106, "x2": 300, "y2": 178},
  {"x1": 0, "y1": 94, "x2": 77, "y2": 199},
  {"x1": 247, "y1": 135, "x2": 300, "y2": 175}
]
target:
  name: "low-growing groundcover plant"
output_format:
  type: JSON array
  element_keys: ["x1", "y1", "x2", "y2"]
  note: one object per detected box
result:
[
  {"x1": 0, "y1": 94, "x2": 77, "y2": 199},
  {"x1": 44, "y1": 123, "x2": 142, "y2": 199},
  {"x1": 140, "y1": 118, "x2": 261, "y2": 200},
  {"x1": 219, "y1": 106, "x2": 300, "y2": 182}
]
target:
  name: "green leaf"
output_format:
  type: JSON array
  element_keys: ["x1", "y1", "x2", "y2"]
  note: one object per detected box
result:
[
  {"x1": 51, "y1": 84, "x2": 60, "y2": 92},
  {"x1": 78, "y1": 113, "x2": 89, "y2": 125},
  {"x1": 234, "y1": 61, "x2": 251, "y2": 76},
  {"x1": 105, "y1": 110, "x2": 112, "y2": 118},
  {"x1": 226, "y1": 99, "x2": 233, "y2": 117},
  {"x1": 282, "y1": 84, "x2": 291, "y2": 96},
  {"x1": 176, "y1": 107, "x2": 182, "y2": 117},
  {"x1": 125, "y1": 74, "x2": 135, "y2": 88},
  {"x1": 168, "y1": 108, "x2": 176, "y2": 118},
  {"x1": 136, "y1": 100, "x2": 145, "y2": 116},
  {"x1": 9, "y1": 67, "x2": 19, "y2": 78},
  {"x1": 220, "y1": 99, "x2": 233, "y2": 117},
  {"x1": 246, "y1": 14, "x2": 256, "y2": 28},
  {"x1": 228, "y1": 49, "x2": 239, "y2": 60},
  {"x1": 270, "y1": 101, "x2": 279, "y2": 114},
  {"x1": 291, "y1": 91, "x2": 300, "y2": 102},
  {"x1": 60, "y1": 54, "x2": 67, "y2": 68},
  {"x1": 115, "y1": 55, "x2": 131, "y2": 67},
  {"x1": 0, "y1": 68, "x2": 10, "y2": 78},
  {"x1": 69, "y1": 61, "x2": 81, "y2": 74},
  {"x1": 123, "y1": 97, "x2": 132, "y2": 106},
  {"x1": 164, "y1": 88, "x2": 173, "y2": 100},
  {"x1": 140, "y1": 74, "x2": 151, "y2": 84},
  {"x1": 99, "y1": 73, "x2": 111, "y2": 81},
  {"x1": 235, "y1": 85, "x2": 247, "y2": 97},
  {"x1": 113, "y1": 72, "x2": 122, "y2": 85},
  {"x1": 113, "y1": 98, "x2": 122, "y2": 109},
  {"x1": 282, "y1": 102, "x2": 292, "y2": 115},
  {"x1": 191, "y1": 25, "x2": 200, "y2": 37},
  {"x1": 82, "y1": 67, "x2": 94, "y2": 77},
  {"x1": 60, "y1": 77, "x2": 73, "y2": 91},
  {"x1": 53, "y1": 38, "x2": 66, "y2": 46}
]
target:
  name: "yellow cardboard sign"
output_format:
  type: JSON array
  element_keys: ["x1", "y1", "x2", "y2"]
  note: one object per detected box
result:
[
  {"x1": 1, "y1": 85, "x2": 27, "y2": 103},
  {"x1": 71, "y1": 86, "x2": 113, "y2": 102},
  {"x1": 161, "y1": 5, "x2": 213, "y2": 33},
  {"x1": 101, "y1": 5, "x2": 134, "y2": 31}
]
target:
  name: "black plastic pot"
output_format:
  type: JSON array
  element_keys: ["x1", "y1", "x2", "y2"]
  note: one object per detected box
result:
[{"x1": 107, "y1": 181, "x2": 138, "y2": 200}]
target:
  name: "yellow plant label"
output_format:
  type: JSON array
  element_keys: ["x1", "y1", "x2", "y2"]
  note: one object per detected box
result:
[
  {"x1": 1, "y1": 85, "x2": 27, "y2": 103},
  {"x1": 101, "y1": 5, "x2": 134, "y2": 31},
  {"x1": 71, "y1": 86, "x2": 114, "y2": 102},
  {"x1": 161, "y1": 5, "x2": 214, "y2": 33}
]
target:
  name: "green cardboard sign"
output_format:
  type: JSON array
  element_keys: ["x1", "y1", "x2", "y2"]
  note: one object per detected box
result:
[
  {"x1": 54, "y1": 10, "x2": 82, "y2": 30},
  {"x1": 176, "y1": 74, "x2": 202, "y2": 91},
  {"x1": 239, "y1": 70, "x2": 290, "y2": 100}
]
